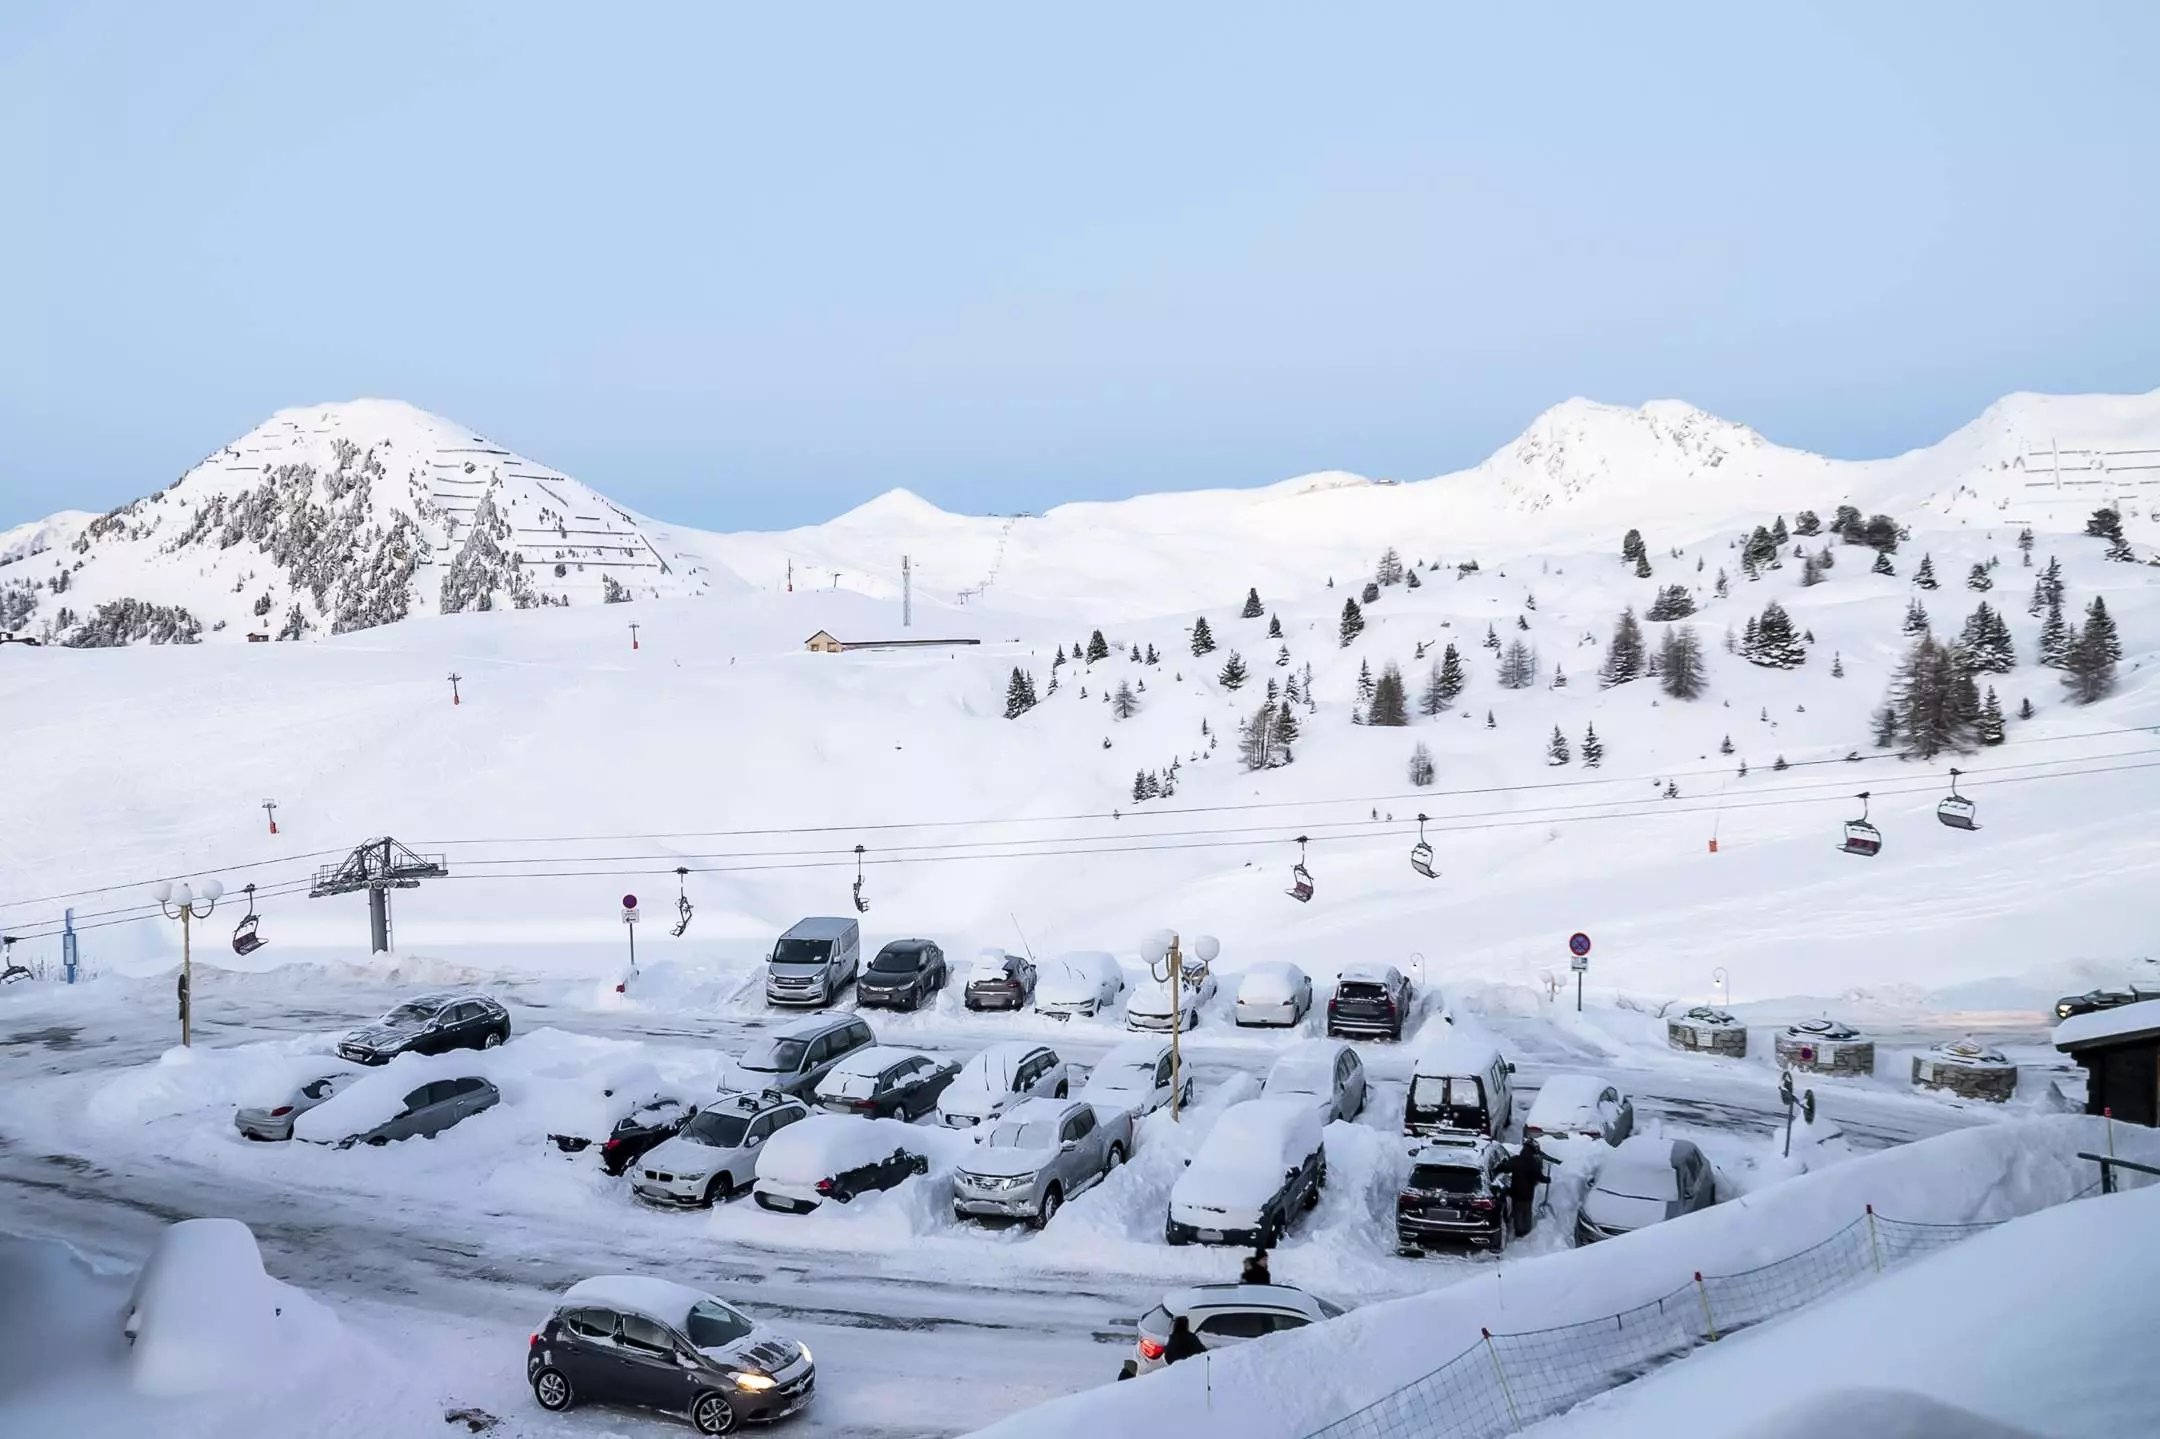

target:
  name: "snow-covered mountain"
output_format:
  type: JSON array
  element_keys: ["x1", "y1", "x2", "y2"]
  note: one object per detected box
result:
[
  {"x1": 6, "y1": 389, "x2": 2158, "y2": 644},
  {"x1": 0, "y1": 400, "x2": 731, "y2": 645}
]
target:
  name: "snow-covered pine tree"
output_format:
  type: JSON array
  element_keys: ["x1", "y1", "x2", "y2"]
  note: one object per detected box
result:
[
  {"x1": 1719, "y1": 734, "x2": 1734, "y2": 754},
  {"x1": 1133, "y1": 771, "x2": 1149, "y2": 803},
  {"x1": 1885, "y1": 633, "x2": 1975, "y2": 758},
  {"x1": 1112, "y1": 680, "x2": 1140, "y2": 718},
  {"x1": 1497, "y1": 639, "x2": 1536, "y2": 689},
  {"x1": 1978, "y1": 687, "x2": 2006, "y2": 745},
  {"x1": 1801, "y1": 554, "x2": 1823, "y2": 586},
  {"x1": 1794, "y1": 509, "x2": 1821, "y2": 536},
  {"x1": 1902, "y1": 598, "x2": 1930, "y2": 635},
  {"x1": 1241, "y1": 587, "x2": 1264, "y2": 619},
  {"x1": 1486, "y1": 710, "x2": 1495, "y2": 728},
  {"x1": 1965, "y1": 563, "x2": 1991, "y2": 591},
  {"x1": 1339, "y1": 598, "x2": 1365, "y2": 647},
  {"x1": 1658, "y1": 625, "x2": 1708, "y2": 699},
  {"x1": 1419, "y1": 659, "x2": 1446, "y2": 716},
  {"x1": 1483, "y1": 621, "x2": 1500, "y2": 650},
  {"x1": 1237, "y1": 702, "x2": 1275, "y2": 770},
  {"x1": 1046, "y1": 669, "x2": 1059, "y2": 694},
  {"x1": 1362, "y1": 581, "x2": 1382, "y2": 605},
  {"x1": 1409, "y1": 741, "x2": 1435, "y2": 787},
  {"x1": 1145, "y1": 643, "x2": 1160, "y2": 665},
  {"x1": 1437, "y1": 643, "x2": 1466, "y2": 705},
  {"x1": 1406, "y1": 568, "x2": 1422, "y2": 589},
  {"x1": 2017, "y1": 526, "x2": 2035, "y2": 557},
  {"x1": 1356, "y1": 658, "x2": 1376, "y2": 705},
  {"x1": 1145, "y1": 771, "x2": 1163, "y2": 799},
  {"x1": 1871, "y1": 550, "x2": 1895, "y2": 576},
  {"x1": 2086, "y1": 506, "x2": 2125, "y2": 541},
  {"x1": 1189, "y1": 617, "x2": 1215, "y2": 656},
  {"x1": 1267, "y1": 613, "x2": 1283, "y2": 639},
  {"x1": 1270, "y1": 700, "x2": 1300, "y2": 760},
  {"x1": 2018, "y1": 696, "x2": 2036, "y2": 720},
  {"x1": 1621, "y1": 528, "x2": 1647, "y2": 566},
  {"x1": 1956, "y1": 602, "x2": 2015, "y2": 673},
  {"x1": 1218, "y1": 651, "x2": 1249, "y2": 690},
  {"x1": 1369, "y1": 663, "x2": 1409, "y2": 725},
  {"x1": 1130, "y1": 644, "x2": 1142, "y2": 662},
  {"x1": 1831, "y1": 651, "x2": 1845, "y2": 677},
  {"x1": 1599, "y1": 608, "x2": 1646, "y2": 687},
  {"x1": 2029, "y1": 557, "x2": 2063, "y2": 616},
  {"x1": 1773, "y1": 754, "x2": 1789, "y2": 770},
  {"x1": 2038, "y1": 594, "x2": 2071, "y2": 666},
  {"x1": 1635, "y1": 553, "x2": 1653, "y2": 579},
  {"x1": 1003, "y1": 667, "x2": 1039, "y2": 718},
  {"x1": 1547, "y1": 725, "x2": 1571, "y2": 765},
  {"x1": 2084, "y1": 596, "x2": 2122, "y2": 662},
  {"x1": 1714, "y1": 568, "x2": 1730, "y2": 598},
  {"x1": 1771, "y1": 515, "x2": 1790, "y2": 544},
  {"x1": 1870, "y1": 704, "x2": 1898, "y2": 747},
  {"x1": 1913, "y1": 554, "x2": 1938, "y2": 589},
  {"x1": 1646, "y1": 585, "x2": 1695, "y2": 621},
  {"x1": 1582, "y1": 723, "x2": 1604, "y2": 767},
  {"x1": 1265, "y1": 676, "x2": 1278, "y2": 704},
  {"x1": 1087, "y1": 629, "x2": 1111, "y2": 663},
  {"x1": 1376, "y1": 548, "x2": 1405, "y2": 586},
  {"x1": 1283, "y1": 670, "x2": 1302, "y2": 705},
  {"x1": 1276, "y1": 644, "x2": 1291, "y2": 667}
]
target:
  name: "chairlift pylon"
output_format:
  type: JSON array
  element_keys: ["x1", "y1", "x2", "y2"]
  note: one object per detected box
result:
[
  {"x1": 669, "y1": 866, "x2": 694, "y2": 938},
  {"x1": 852, "y1": 844, "x2": 870, "y2": 914},
  {"x1": 231, "y1": 883, "x2": 265, "y2": 957},
  {"x1": 1287, "y1": 836, "x2": 1314, "y2": 903},
  {"x1": 1935, "y1": 768, "x2": 1979, "y2": 832},
  {"x1": 1410, "y1": 813, "x2": 1437, "y2": 880},
  {"x1": 1838, "y1": 792, "x2": 1883, "y2": 858}
]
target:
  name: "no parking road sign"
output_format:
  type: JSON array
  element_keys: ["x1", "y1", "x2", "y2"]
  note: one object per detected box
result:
[
  {"x1": 1568, "y1": 932, "x2": 1591, "y2": 972},
  {"x1": 622, "y1": 893, "x2": 640, "y2": 924}
]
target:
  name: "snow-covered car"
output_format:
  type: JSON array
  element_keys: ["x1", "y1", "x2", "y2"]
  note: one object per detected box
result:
[
  {"x1": 751, "y1": 1114, "x2": 933, "y2": 1213},
  {"x1": 1396, "y1": 1136, "x2": 1512, "y2": 1254},
  {"x1": 335, "y1": 992, "x2": 510, "y2": 1066},
  {"x1": 330, "y1": 1075, "x2": 499, "y2": 1148},
  {"x1": 1325, "y1": 964, "x2": 1412, "y2": 1040},
  {"x1": 633, "y1": 1092, "x2": 811, "y2": 1208},
  {"x1": 1122, "y1": 1283, "x2": 1344, "y2": 1378},
  {"x1": 722, "y1": 1014, "x2": 876, "y2": 1100},
  {"x1": 936, "y1": 1041, "x2": 1072, "y2": 1128},
  {"x1": 1126, "y1": 971, "x2": 1217, "y2": 1033},
  {"x1": 1575, "y1": 1136, "x2": 1717, "y2": 1244},
  {"x1": 549, "y1": 1091, "x2": 696, "y2": 1175},
  {"x1": 124, "y1": 1219, "x2": 337, "y2": 1397},
  {"x1": 528, "y1": 1274, "x2": 814, "y2": 1431},
  {"x1": 1235, "y1": 961, "x2": 1314, "y2": 1028},
  {"x1": 964, "y1": 950, "x2": 1037, "y2": 1011},
  {"x1": 1262, "y1": 1039, "x2": 1367, "y2": 1124},
  {"x1": 1079, "y1": 1036, "x2": 1191, "y2": 1117},
  {"x1": 811, "y1": 1045, "x2": 961, "y2": 1120},
  {"x1": 952, "y1": 1097, "x2": 1134, "y2": 1228},
  {"x1": 1165, "y1": 1098, "x2": 1326, "y2": 1247},
  {"x1": 1034, "y1": 951, "x2": 1128, "y2": 1019},
  {"x1": 232, "y1": 1070, "x2": 358, "y2": 1142},
  {"x1": 1523, "y1": 1073, "x2": 1635, "y2": 1146}
]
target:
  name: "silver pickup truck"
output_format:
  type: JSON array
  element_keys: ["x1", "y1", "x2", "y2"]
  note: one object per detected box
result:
[{"x1": 951, "y1": 1096, "x2": 1134, "y2": 1228}]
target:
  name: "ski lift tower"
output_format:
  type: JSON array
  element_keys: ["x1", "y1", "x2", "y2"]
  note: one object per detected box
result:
[{"x1": 308, "y1": 837, "x2": 447, "y2": 954}]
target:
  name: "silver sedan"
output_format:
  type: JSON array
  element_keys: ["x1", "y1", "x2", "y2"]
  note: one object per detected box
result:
[{"x1": 233, "y1": 1071, "x2": 358, "y2": 1141}]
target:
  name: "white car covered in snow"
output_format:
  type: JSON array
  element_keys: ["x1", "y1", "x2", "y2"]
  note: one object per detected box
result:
[
  {"x1": 1262, "y1": 1039, "x2": 1367, "y2": 1124},
  {"x1": 123, "y1": 1218, "x2": 339, "y2": 1397},
  {"x1": 1235, "y1": 961, "x2": 1314, "y2": 1027},
  {"x1": 936, "y1": 1041, "x2": 1072, "y2": 1128},
  {"x1": 1165, "y1": 1099, "x2": 1326, "y2": 1247},
  {"x1": 1079, "y1": 1037, "x2": 1191, "y2": 1117},
  {"x1": 1575, "y1": 1136, "x2": 1717, "y2": 1244},
  {"x1": 1034, "y1": 951, "x2": 1128, "y2": 1019},
  {"x1": 751, "y1": 1114, "x2": 934, "y2": 1213},
  {"x1": 1126, "y1": 971, "x2": 1217, "y2": 1033},
  {"x1": 1523, "y1": 1073, "x2": 1635, "y2": 1146}
]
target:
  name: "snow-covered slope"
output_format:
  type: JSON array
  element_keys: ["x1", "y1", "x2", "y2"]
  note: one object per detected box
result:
[{"x1": 0, "y1": 400, "x2": 733, "y2": 645}]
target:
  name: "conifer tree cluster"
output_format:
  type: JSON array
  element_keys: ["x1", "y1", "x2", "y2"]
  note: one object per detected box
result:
[
  {"x1": 1131, "y1": 763, "x2": 1181, "y2": 801},
  {"x1": 1421, "y1": 644, "x2": 1465, "y2": 714},
  {"x1": 1645, "y1": 584, "x2": 1694, "y2": 620},
  {"x1": 1739, "y1": 601, "x2": 1806, "y2": 668},
  {"x1": 1793, "y1": 510, "x2": 1821, "y2": 536},
  {"x1": 1338, "y1": 598, "x2": 1365, "y2": 647},
  {"x1": 1955, "y1": 602, "x2": 2015, "y2": 673},
  {"x1": 1497, "y1": 639, "x2": 1536, "y2": 689},
  {"x1": 1620, "y1": 528, "x2": 1648, "y2": 568},
  {"x1": 1408, "y1": 741, "x2": 1435, "y2": 787},
  {"x1": 1218, "y1": 651, "x2": 1248, "y2": 690},
  {"x1": 1237, "y1": 700, "x2": 1300, "y2": 770},
  {"x1": 1003, "y1": 667, "x2": 1039, "y2": 719},
  {"x1": 1368, "y1": 662, "x2": 1409, "y2": 725},
  {"x1": 1600, "y1": 607, "x2": 1645, "y2": 687},
  {"x1": 1658, "y1": 626, "x2": 1708, "y2": 699},
  {"x1": 1883, "y1": 633, "x2": 1979, "y2": 758}
]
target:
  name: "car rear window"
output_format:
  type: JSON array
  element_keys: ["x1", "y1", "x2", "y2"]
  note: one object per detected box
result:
[
  {"x1": 1337, "y1": 981, "x2": 1388, "y2": 1000},
  {"x1": 1408, "y1": 1163, "x2": 1483, "y2": 1194}
]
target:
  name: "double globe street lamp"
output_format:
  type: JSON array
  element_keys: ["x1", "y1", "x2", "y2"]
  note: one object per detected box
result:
[
  {"x1": 154, "y1": 879, "x2": 224, "y2": 1046},
  {"x1": 1140, "y1": 928, "x2": 1218, "y2": 1123}
]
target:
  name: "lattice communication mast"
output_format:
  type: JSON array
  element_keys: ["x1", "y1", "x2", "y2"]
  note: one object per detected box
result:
[{"x1": 308, "y1": 837, "x2": 448, "y2": 953}]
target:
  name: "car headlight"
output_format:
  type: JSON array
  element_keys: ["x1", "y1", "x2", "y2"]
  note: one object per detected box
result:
[
  {"x1": 799, "y1": 1341, "x2": 812, "y2": 1363},
  {"x1": 729, "y1": 1370, "x2": 777, "y2": 1391}
]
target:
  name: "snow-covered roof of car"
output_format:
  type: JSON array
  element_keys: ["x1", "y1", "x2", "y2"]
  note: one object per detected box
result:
[
  {"x1": 956, "y1": 1040, "x2": 1049, "y2": 1088},
  {"x1": 1597, "y1": 1135, "x2": 1695, "y2": 1183},
  {"x1": 1411, "y1": 1033, "x2": 1505, "y2": 1078},
  {"x1": 769, "y1": 1012, "x2": 859, "y2": 1040},
  {"x1": 2056, "y1": 997, "x2": 2160, "y2": 1050},
  {"x1": 755, "y1": 1115, "x2": 928, "y2": 1184},
  {"x1": 1238, "y1": 962, "x2": 1306, "y2": 998},
  {"x1": 1037, "y1": 955, "x2": 1118, "y2": 997},
  {"x1": 1336, "y1": 963, "x2": 1401, "y2": 984},
  {"x1": 1266, "y1": 1039, "x2": 1348, "y2": 1092},
  {"x1": 821, "y1": 1044, "x2": 937, "y2": 1079},
  {"x1": 1194, "y1": 1098, "x2": 1323, "y2": 1170},
  {"x1": 1049, "y1": 949, "x2": 1119, "y2": 971},
  {"x1": 1529, "y1": 1073, "x2": 1614, "y2": 1113},
  {"x1": 998, "y1": 1096, "x2": 1084, "y2": 1128},
  {"x1": 1096, "y1": 1037, "x2": 1168, "y2": 1071},
  {"x1": 559, "y1": 1274, "x2": 715, "y2": 1325},
  {"x1": 1411, "y1": 1136, "x2": 1502, "y2": 1167},
  {"x1": 1162, "y1": 1282, "x2": 1335, "y2": 1319}
]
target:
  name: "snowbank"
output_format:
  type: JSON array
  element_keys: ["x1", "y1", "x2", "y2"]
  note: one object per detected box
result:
[
  {"x1": 125, "y1": 1219, "x2": 340, "y2": 1396},
  {"x1": 963, "y1": 1114, "x2": 2159, "y2": 1439}
]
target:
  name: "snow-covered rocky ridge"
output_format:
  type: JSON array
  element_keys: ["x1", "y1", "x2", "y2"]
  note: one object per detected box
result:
[{"x1": 0, "y1": 400, "x2": 727, "y2": 646}]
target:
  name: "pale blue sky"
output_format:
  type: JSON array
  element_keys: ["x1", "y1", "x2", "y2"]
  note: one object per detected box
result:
[{"x1": 3, "y1": 4, "x2": 2156, "y2": 530}]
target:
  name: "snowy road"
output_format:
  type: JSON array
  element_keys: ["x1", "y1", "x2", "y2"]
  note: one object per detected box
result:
[{"x1": 0, "y1": 973, "x2": 2031, "y2": 1437}]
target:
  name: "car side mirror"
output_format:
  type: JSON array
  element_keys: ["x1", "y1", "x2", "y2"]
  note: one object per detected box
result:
[
  {"x1": 1505, "y1": 1062, "x2": 1516, "y2": 1074},
  {"x1": 677, "y1": 1350, "x2": 700, "y2": 1368},
  {"x1": 1059, "y1": 1140, "x2": 1078, "y2": 1154}
]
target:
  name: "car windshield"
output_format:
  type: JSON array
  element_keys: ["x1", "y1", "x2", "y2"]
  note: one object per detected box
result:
[
  {"x1": 684, "y1": 1111, "x2": 751, "y2": 1147},
  {"x1": 985, "y1": 1119, "x2": 1060, "y2": 1150},
  {"x1": 1337, "y1": 981, "x2": 1387, "y2": 1000},
  {"x1": 1600, "y1": 1162, "x2": 1680, "y2": 1202},
  {"x1": 1094, "y1": 1064, "x2": 1149, "y2": 1090},
  {"x1": 740, "y1": 1038, "x2": 808, "y2": 1073},
  {"x1": 1268, "y1": 1063, "x2": 1329, "y2": 1095},
  {"x1": 870, "y1": 949, "x2": 921, "y2": 973},
  {"x1": 1408, "y1": 1163, "x2": 1483, "y2": 1194},
  {"x1": 774, "y1": 938, "x2": 833, "y2": 966},
  {"x1": 382, "y1": 1002, "x2": 440, "y2": 1026},
  {"x1": 684, "y1": 1299, "x2": 756, "y2": 1350}
]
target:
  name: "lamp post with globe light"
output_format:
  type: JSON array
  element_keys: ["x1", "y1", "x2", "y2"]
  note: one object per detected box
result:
[
  {"x1": 1141, "y1": 929, "x2": 1218, "y2": 1123},
  {"x1": 155, "y1": 879, "x2": 224, "y2": 1046}
]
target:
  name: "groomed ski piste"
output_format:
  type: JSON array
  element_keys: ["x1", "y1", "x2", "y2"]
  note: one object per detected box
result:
[{"x1": 2, "y1": 390, "x2": 2157, "y2": 1438}]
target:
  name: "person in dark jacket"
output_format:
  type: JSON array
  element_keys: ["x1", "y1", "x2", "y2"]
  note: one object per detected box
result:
[
  {"x1": 1504, "y1": 1135, "x2": 1546, "y2": 1237},
  {"x1": 1164, "y1": 1313, "x2": 1206, "y2": 1364},
  {"x1": 1240, "y1": 1248, "x2": 1272, "y2": 1286}
]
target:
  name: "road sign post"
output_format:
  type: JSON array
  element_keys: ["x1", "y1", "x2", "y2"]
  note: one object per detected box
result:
[
  {"x1": 1568, "y1": 932, "x2": 1591, "y2": 1013},
  {"x1": 621, "y1": 892, "x2": 640, "y2": 982}
]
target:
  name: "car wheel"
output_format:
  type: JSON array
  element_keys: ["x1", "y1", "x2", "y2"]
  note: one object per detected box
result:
[
  {"x1": 1054, "y1": 1080, "x2": 1068, "y2": 1099},
  {"x1": 705, "y1": 1173, "x2": 732, "y2": 1206},
  {"x1": 691, "y1": 1390, "x2": 740, "y2": 1435},
  {"x1": 483, "y1": 1030, "x2": 504, "y2": 1049},
  {"x1": 830, "y1": 1183, "x2": 854, "y2": 1204},
  {"x1": 1032, "y1": 1185, "x2": 1062, "y2": 1229},
  {"x1": 1106, "y1": 1143, "x2": 1126, "y2": 1171},
  {"x1": 531, "y1": 1366, "x2": 574, "y2": 1412}
]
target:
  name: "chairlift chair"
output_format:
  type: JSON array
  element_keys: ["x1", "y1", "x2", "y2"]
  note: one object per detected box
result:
[
  {"x1": 1935, "y1": 769, "x2": 1979, "y2": 831},
  {"x1": 1838, "y1": 793, "x2": 1883, "y2": 858},
  {"x1": 231, "y1": 884, "x2": 266, "y2": 957},
  {"x1": 1410, "y1": 813, "x2": 1438, "y2": 880},
  {"x1": 852, "y1": 844, "x2": 870, "y2": 914},
  {"x1": 669, "y1": 866, "x2": 694, "y2": 938},
  {"x1": 1287, "y1": 836, "x2": 1314, "y2": 903}
]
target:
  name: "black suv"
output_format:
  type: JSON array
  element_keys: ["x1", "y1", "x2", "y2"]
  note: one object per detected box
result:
[
  {"x1": 1326, "y1": 966, "x2": 1412, "y2": 1041},
  {"x1": 1396, "y1": 1137, "x2": 1510, "y2": 1255},
  {"x1": 2054, "y1": 987, "x2": 2160, "y2": 1022},
  {"x1": 338, "y1": 992, "x2": 511, "y2": 1065},
  {"x1": 529, "y1": 1275, "x2": 814, "y2": 1433},
  {"x1": 858, "y1": 940, "x2": 948, "y2": 1011}
]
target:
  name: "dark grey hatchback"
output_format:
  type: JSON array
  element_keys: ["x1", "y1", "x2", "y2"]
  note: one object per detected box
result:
[
  {"x1": 858, "y1": 940, "x2": 947, "y2": 1010},
  {"x1": 530, "y1": 1274, "x2": 813, "y2": 1435}
]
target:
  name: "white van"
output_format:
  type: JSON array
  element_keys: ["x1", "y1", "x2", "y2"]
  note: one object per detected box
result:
[
  {"x1": 1403, "y1": 1034, "x2": 1513, "y2": 1139},
  {"x1": 766, "y1": 917, "x2": 862, "y2": 1007}
]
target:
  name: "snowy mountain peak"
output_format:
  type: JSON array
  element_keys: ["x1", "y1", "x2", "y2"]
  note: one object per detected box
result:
[{"x1": 1471, "y1": 397, "x2": 1786, "y2": 517}]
